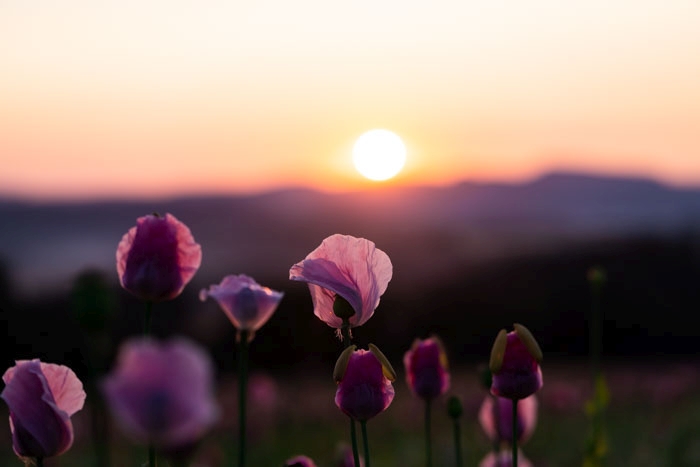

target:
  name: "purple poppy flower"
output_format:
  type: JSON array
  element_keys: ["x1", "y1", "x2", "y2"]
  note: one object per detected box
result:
[
  {"x1": 334, "y1": 345, "x2": 396, "y2": 422},
  {"x1": 289, "y1": 234, "x2": 392, "y2": 329},
  {"x1": 1, "y1": 360, "x2": 86, "y2": 461},
  {"x1": 199, "y1": 274, "x2": 283, "y2": 341},
  {"x1": 403, "y1": 336, "x2": 450, "y2": 400},
  {"x1": 284, "y1": 455, "x2": 317, "y2": 467},
  {"x1": 101, "y1": 337, "x2": 219, "y2": 450},
  {"x1": 489, "y1": 324, "x2": 543, "y2": 400},
  {"x1": 479, "y1": 449, "x2": 533, "y2": 467},
  {"x1": 116, "y1": 213, "x2": 202, "y2": 302},
  {"x1": 479, "y1": 394, "x2": 538, "y2": 446}
]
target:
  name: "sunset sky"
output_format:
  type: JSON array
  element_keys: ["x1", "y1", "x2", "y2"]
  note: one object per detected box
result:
[{"x1": 2, "y1": 0, "x2": 700, "y2": 200}]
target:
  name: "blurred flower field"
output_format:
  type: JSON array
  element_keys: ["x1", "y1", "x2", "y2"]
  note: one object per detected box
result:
[{"x1": 1, "y1": 361, "x2": 700, "y2": 466}]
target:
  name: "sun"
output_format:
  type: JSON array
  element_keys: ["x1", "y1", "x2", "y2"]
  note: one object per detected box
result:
[{"x1": 352, "y1": 129, "x2": 407, "y2": 181}]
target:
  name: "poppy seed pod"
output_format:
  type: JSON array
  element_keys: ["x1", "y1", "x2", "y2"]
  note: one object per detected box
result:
[
  {"x1": 489, "y1": 324, "x2": 543, "y2": 400},
  {"x1": 289, "y1": 234, "x2": 392, "y2": 330},
  {"x1": 116, "y1": 213, "x2": 201, "y2": 302}
]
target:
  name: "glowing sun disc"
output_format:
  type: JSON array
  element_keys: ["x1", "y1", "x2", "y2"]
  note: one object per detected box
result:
[{"x1": 352, "y1": 129, "x2": 407, "y2": 181}]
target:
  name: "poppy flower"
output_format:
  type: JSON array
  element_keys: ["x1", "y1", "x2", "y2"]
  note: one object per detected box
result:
[
  {"x1": 101, "y1": 337, "x2": 219, "y2": 451},
  {"x1": 289, "y1": 234, "x2": 392, "y2": 329},
  {"x1": 199, "y1": 274, "x2": 283, "y2": 341},
  {"x1": 116, "y1": 213, "x2": 202, "y2": 302},
  {"x1": 403, "y1": 336, "x2": 450, "y2": 400},
  {"x1": 478, "y1": 394, "x2": 538, "y2": 446},
  {"x1": 334, "y1": 344, "x2": 396, "y2": 422},
  {"x1": 1, "y1": 360, "x2": 86, "y2": 461},
  {"x1": 489, "y1": 324, "x2": 543, "y2": 400},
  {"x1": 283, "y1": 455, "x2": 317, "y2": 467}
]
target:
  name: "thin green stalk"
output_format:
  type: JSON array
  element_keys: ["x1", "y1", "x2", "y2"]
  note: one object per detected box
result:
[
  {"x1": 144, "y1": 301, "x2": 153, "y2": 336},
  {"x1": 361, "y1": 420, "x2": 370, "y2": 467},
  {"x1": 350, "y1": 417, "x2": 361, "y2": 467},
  {"x1": 425, "y1": 398, "x2": 433, "y2": 467},
  {"x1": 144, "y1": 300, "x2": 156, "y2": 467},
  {"x1": 341, "y1": 322, "x2": 360, "y2": 466},
  {"x1": 148, "y1": 445, "x2": 157, "y2": 467},
  {"x1": 36, "y1": 458, "x2": 44, "y2": 467},
  {"x1": 238, "y1": 330, "x2": 250, "y2": 467},
  {"x1": 512, "y1": 399, "x2": 518, "y2": 467},
  {"x1": 452, "y1": 418, "x2": 463, "y2": 467}
]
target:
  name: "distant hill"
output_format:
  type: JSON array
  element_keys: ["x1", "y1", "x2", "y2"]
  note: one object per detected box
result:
[{"x1": 1, "y1": 171, "x2": 700, "y2": 295}]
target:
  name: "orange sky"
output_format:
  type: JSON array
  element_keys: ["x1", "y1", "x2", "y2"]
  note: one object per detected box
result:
[{"x1": 2, "y1": 1, "x2": 700, "y2": 200}]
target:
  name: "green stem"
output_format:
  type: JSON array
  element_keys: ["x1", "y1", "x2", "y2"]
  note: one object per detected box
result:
[
  {"x1": 144, "y1": 301, "x2": 153, "y2": 336},
  {"x1": 512, "y1": 399, "x2": 518, "y2": 467},
  {"x1": 350, "y1": 417, "x2": 361, "y2": 467},
  {"x1": 425, "y1": 398, "x2": 433, "y2": 467},
  {"x1": 341, "y1": 321, "x2": 360, "y2": 465},
  {"x1": 590, "y1": 281, "x2": 602, "y2": 381},
  {"x1": 144, "y1": 300, "x2": 156, "y2": 467},
  {"x1": 361, "y1": 420, "x2": 370, "y2": 467},
  {"x1": 148, "y1": 444, "x2": 157, "y2": 467},
  {"x1": 36, "y1": 458, "x2": 44, "y2": 467},
  {"x1": 452, "y1": 419, "x2": 463, "y2": 467},
  {"x1": 238, "y1": 330, "x2": 250, "y2": 467}
]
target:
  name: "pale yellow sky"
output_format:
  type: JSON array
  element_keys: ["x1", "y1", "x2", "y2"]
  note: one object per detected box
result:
[{"x1": 2, "y1": 0, "x2": 700, "y2": 199}]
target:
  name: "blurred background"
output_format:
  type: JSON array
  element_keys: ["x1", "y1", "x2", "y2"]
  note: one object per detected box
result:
[{"x1": 2, "y1": 1, "x2": 700, "y2": 465}]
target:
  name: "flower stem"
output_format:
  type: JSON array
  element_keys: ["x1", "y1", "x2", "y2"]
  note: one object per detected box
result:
[
  {"x1": 238, "y1": 330, "x2": 250, "y2": 467},
  {"x1": 452, "y1": 418, "x2": 463, "y2": 467},
  {"x1": 425, "y1": 398, "x2": 433, "y2": 467},
  {"x1": 148, "y1": 444, "x2": 157, "y2": 467},
  {"x1": 36, "y1": 458, "x2": 44, "y2": 467},
  {"x1": 361, "y1": 420, "x2": 370, "y2": 467},
  {"x1": 350, "y1": 417, "x2": 361, "y2": 467},
  {"x1": 512, "y1": 398, "x2": 518, "y2": 467},
  {"x1": 341, "y1": 320, "x2": 360, "y2": 466},
  {"x1": 144, "y1": 300, "x2": 156, "y2": 467},
  {"x1": 144, "y1": 301, "x2": 153, "y2": 336}
]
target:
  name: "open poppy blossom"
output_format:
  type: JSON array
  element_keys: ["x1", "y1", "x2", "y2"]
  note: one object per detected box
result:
[
  {"x1": 289, "y1": 234, "x2": 392, "y2": 330},
  {"x1": 479, "y1": 394, "x2": 538, "y2": 446},
  {"x1": 403, "y1": 336, "x2": 450, "y2": 401},
  {"x1": 1, "y1": 360, "x2": 86, "y2": 461},
  {"x1": 489, "y1": 324, "x2": 543, "y2": 400},
  {"x1": 101, "y1": 337, "x2": 219, "y2": 451},
  {"x1": 334, "y1": 344, "x2": 396, "y2": 422},
  {"x1": 116, "y1": 213, "x2": 202, "y2": 302},
  {"x1": 199, "y1": 274, "x2": 283, "y2": 341}
]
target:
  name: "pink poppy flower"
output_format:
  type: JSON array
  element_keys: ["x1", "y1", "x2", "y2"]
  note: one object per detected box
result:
[
  {"x1": 403, "y1": 336, "x2": 450, "y2": 400},
  {"x1": 289, "y1": 234, "x2": 392, "y2": 329},
  {"x1": 489, "y1": 324, "x2": 543, "y2": 400},
  {"x1": 101, "y1": 337, "x2": 219, "y2": 450},
  {"x1": 334, "y1": 345, "x2": 396, "y2": 422},
  {"x1": 116, "y1": 213, "x2": 202, "y2": 302},
  {"x1": 284, "y1": 455, "x2": 317, "y2": 467},
  {"x1": 1, "y1": 360, "x2": 86, "y2": 461},
  {"x1": 199, "y1": 274, "x2": 283, "y2": 341},
  {"x1": 478, "y1": 394, "x2": 538, "y2": 446},
  {"x1": 479, "y1": 449, "x2": 534, "y2": 467}
]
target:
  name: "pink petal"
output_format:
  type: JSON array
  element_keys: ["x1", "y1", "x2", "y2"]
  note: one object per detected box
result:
[
  {"x1": 1, "y1": 361, "x2": 74, "y2": 458},
  {"x1": 289, "y1": 234, "x2": 392, "y2": 328}
]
